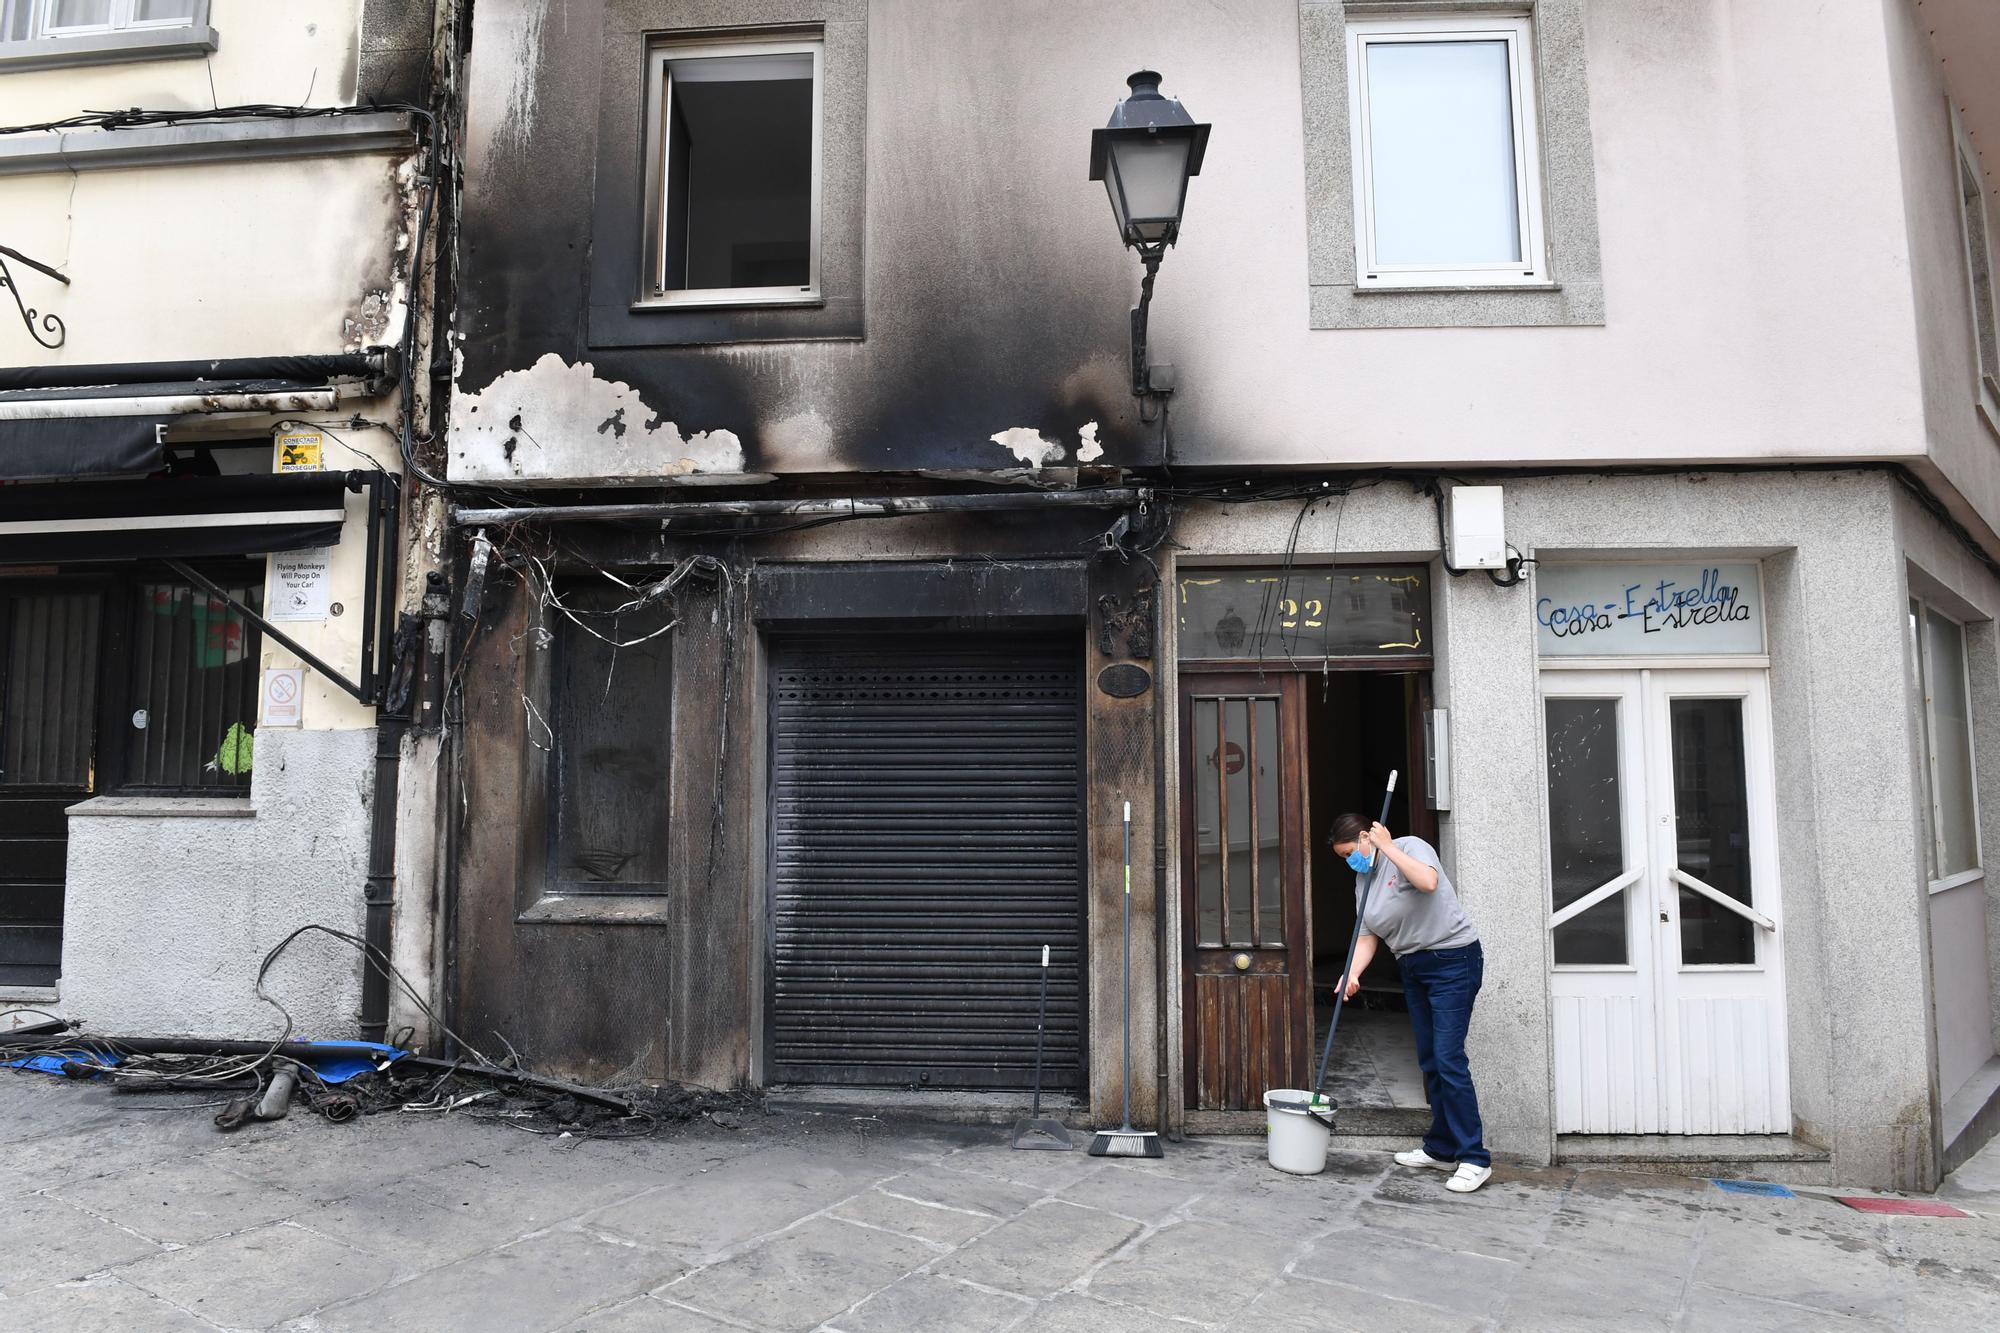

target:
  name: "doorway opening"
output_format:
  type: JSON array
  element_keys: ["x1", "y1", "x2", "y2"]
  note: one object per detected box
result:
[{"x1": 1305, "y1": 671, "x2": 1432, "y2": 1112}]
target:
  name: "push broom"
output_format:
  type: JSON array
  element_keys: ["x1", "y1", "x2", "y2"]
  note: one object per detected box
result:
[
  {"x1": 1269, "y1": 769, "x2": 1398, "y2": 1131},
  {"x1": 1090, "y1": 800, "x2": 1164, "y2": 1159}
]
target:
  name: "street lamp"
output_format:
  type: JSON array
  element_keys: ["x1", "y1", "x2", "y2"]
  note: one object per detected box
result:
[{"x1": 1089, "y1": 70, "x2": 1209, "y2": 410}]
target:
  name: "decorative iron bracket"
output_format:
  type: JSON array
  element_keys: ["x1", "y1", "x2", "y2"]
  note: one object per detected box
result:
[{"x1": 0, "y1": 244, "x2": 69, "y2": 349}]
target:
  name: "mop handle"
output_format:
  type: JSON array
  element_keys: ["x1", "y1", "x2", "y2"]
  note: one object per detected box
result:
[
  {"x1": 1029, "y1": 944, "x2": 1050, "y2": 1119},
  {"x1": 1310, "y1": 770, "x2": 1398, "y2": 1100},
  {"x1": 1120, "y1": 799, "x2": 1133, "y2": 1131}
]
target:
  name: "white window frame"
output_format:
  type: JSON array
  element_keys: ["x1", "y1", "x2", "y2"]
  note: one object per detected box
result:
[
  {"x1": 1345, "y1": 13, "x2": 1549, "y2": 290},
  {"x1": 1911, "y1": 596, "x2": 1984, "y2": 893},
  {"x1": 638, "y1": 35, "x2": 824, "y2": 311},
  {"x1": 9, "y1": 0, "x2": 198, "y2": 40},
  {"x1": 1950, "y1": 106, "x2": 2000, "y2": 429}
]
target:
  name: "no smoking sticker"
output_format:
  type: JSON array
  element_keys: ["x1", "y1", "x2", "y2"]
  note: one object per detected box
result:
[{"x1": 263, "y1": 668, "x2": 304, "y2": 728}]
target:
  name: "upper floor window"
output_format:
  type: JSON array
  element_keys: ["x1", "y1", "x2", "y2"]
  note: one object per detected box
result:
[
  {"x1": 642, "y1": 34, "x2": 823, "y2": 308},
  {"x1": 1345, "y1": 14, "x2": 1547, "y2": 289},
  {"x1": 2, "y1": 0, "x2": 198, "y2": 41},
  {"x1": 1952, "y1": 108, "x2": 2000, "y2": 419}
]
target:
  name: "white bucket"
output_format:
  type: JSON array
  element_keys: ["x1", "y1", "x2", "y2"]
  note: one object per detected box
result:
[{"x1": 1263, "y1": 1089, "x2": 1332, "y2": 1175}]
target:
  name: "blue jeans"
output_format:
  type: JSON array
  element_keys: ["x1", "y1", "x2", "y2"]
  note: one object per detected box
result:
[{"x1": 1400, "y1": 942, "x2": 1488, "y2": 1168}]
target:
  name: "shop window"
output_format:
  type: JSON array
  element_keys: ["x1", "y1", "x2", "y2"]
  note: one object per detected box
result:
[
  {"x1": 642, "y1": 36, "x2": 822, "y2": 307},
  {"x1": 0, "y1": 566, "x2": 259, "y2": 798},
  {"x1": 117, "y1": 575, "x2": 260, "y2": 793},
  {"x1": 546, "y1": 585, "x2": 674, "y2": 895},
  {"x1": 2, "y1": 0, "x2": 199, "y2": 41},
  {"x1": 1952, "y1": 107, "x2": 2000, "y2": 424},
  {"x1": 1910, "y1": 598, "x2": 1982, "y2": 888}
]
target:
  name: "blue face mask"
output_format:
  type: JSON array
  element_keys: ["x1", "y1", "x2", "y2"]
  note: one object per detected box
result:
[{"x1": 1345, "y1": 848, "x2": 1374, "y2": 874}]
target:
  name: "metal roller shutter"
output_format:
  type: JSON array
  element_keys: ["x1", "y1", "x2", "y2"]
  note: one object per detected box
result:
[{"x1": 768, "y1": 632, "x2": 1085, "y2": 1090}]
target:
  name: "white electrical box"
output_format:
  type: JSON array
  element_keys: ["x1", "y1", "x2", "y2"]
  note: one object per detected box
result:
[
  {"x1": 1425, "y1": 709, "x2": 1451, "y2": 811},
  {"x1": 1446, "y1": 485, "x2": 1508, "y2": 570}
]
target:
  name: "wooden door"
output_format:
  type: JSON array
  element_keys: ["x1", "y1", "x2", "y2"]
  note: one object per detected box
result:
[{"x1": 1181, "y1": 673, "x2": 1311, "y2": 1110}]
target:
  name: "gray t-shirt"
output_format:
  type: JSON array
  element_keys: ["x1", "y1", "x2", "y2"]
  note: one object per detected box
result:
[{"x1": 1355, "y1": 836, "x2": 1479, "y2": 956}]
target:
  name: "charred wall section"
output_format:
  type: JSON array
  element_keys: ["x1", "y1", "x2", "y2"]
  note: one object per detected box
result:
[
  {"x1": 450, "y1": 511, "x2": 1161, "y2": 1116},
  {"x1": 452, "y1": 0, "x2": 1164, "y2": 482}
]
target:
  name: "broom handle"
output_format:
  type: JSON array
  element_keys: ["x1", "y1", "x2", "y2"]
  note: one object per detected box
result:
[
  {"x1": 1030, "y1": 945, "x2": 1050, "y2": 1119},
  {"x1": 1121, "y1": 799, "x2": 1133, "y2": 1131},
  {"x1": 1311, "y1": 771, "x2": 1398, "y2": 1098}
]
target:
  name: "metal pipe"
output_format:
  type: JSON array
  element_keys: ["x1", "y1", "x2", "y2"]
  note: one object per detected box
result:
[
  {"x1": 0, "y1": 351, "x2": 390, "y2": 392},
  {"x1": 360, "y1": 716, "x2": 407, "y2": 1044},
  {"x1": 451, "y1": 487, "x2": 1150, "y2": 527}
]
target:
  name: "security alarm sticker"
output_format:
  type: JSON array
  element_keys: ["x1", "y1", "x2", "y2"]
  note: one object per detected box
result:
[
  {"x1": 269, "y1": 548, "x2": 333, "y2": 621},
  {"x1": 277, "y1": 430, "x2": 324, "y2": 472}
]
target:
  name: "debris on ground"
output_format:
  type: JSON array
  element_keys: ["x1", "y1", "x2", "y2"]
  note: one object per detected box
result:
[{"x1": 1, "y1": 1020, "x2": 762, "y2": 1140}]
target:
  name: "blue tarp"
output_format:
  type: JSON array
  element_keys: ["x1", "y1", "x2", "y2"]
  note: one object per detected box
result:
[
  {"x1": 2, "y1": 1050, "x2": 121, "y2": 1076},
  {"x1": 3, "y1": 1040, "x2": 406, "y2": 1085}
]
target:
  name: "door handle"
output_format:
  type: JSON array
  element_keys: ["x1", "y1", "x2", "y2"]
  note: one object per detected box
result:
[{"x1": 1232, "y1": 953, "x2": 1251, "y2": 972}]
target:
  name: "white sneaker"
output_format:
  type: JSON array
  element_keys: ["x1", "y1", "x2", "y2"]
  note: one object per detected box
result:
[
  {"x1": 1394, "y1": 1147, "x2": 1454, "y2": 1171},
  {"x1": 1446, "y1": 1163, "x2": 1493, "y2": 1193}
]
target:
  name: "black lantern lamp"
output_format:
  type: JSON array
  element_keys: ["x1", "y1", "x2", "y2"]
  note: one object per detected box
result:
[{"x1": 1090, "y1": 71, "x2": 1209, "y2": 410}]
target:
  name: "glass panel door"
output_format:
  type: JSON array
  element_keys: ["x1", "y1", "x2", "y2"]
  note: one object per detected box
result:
[
  {"x1": 1647, "y1": 670, "x2": 1788, "y2": 1134},
  {"x1": 1542, "y1": 670, "x2": 1658, "y2": 1133}
]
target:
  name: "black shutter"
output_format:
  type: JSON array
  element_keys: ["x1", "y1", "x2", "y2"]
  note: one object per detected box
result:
[{"x1": 768, "y1": 632, "x2": 1085, "y2": 1090}]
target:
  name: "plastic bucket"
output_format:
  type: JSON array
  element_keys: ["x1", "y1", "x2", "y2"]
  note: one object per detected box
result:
[{"x1": 1263, "y1": 1088, "x2": 1333, "y2": 1175}]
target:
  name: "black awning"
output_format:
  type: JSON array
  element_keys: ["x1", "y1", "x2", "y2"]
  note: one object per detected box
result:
[
  {"x1": 0, "y1": 414, "x2": 174, "y2": 482},
  {"x1": 0, "y1": 472, "x2": 356, "y2": 563}
]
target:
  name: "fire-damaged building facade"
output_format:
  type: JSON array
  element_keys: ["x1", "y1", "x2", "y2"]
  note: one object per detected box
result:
[{"x1": 441, "y1": 0, "x2": 2000, "y2": 1191}]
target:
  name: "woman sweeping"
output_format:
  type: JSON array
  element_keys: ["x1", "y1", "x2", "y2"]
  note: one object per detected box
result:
[{"x1": 1328, "y1": 814, "x2": 1491, "y2": 1193}]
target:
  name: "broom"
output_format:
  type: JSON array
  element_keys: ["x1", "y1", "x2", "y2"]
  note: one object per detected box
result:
[{"x1": 1090, "y1": 800, "x2": 1164, "y2": 1159}]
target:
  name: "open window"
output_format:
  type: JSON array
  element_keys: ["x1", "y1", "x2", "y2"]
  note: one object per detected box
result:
[
  {"x1": 1345, "y1": 14, "x2": 1548, "y2": 289},
  {"x1": 641, "y1": 34, "x2": 823, "y2": 308}
]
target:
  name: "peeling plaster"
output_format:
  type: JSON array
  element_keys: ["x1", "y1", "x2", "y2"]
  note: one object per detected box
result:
[
  {"x1": 989, "y1": 421, "x2": 1104, "y2": 470},
  {"x1": 450, "y1": 353, "x2": 748, "y2": 485},
  {"x1": 991, "y1": 426, "x2": 1066, "y2": 469}
]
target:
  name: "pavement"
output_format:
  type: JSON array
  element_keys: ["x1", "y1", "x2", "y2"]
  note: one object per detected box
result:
[{"x1": 0, "y1": 1074, "x2": 1996, "y2": 1332}]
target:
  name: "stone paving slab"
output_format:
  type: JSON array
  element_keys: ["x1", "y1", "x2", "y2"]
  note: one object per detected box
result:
[
  {"x1": 930, "y1": 1199, "x2": 1143, "y2": 1299},
  {"x1": 2, "y1": 1074, "x2": 1998, "y2": 1331},
  {"x1": 661, "y1": 1216, "x2": 934, "y2": 1331},
  {"x1": 119, "y1": 1221, "x2": 381, "y2": 1328},
  {"x1": 0, "y1": 1191, "x2": 162, "y2": 1296}
]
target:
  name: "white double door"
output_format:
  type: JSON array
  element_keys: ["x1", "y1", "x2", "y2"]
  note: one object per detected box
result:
[{"x1": 1543, "y1": 668, "x2": 1789, "y2": 1135}]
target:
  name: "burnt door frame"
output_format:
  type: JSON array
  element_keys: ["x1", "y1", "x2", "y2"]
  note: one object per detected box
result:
[{"x1": 1178, "y1": 671, "x2": 1312, "y2": 1109}]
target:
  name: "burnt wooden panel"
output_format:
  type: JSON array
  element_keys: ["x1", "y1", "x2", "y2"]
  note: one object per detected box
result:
[{"x1": 451, "y1": 574, "x2": 679, "y2": 1086}]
